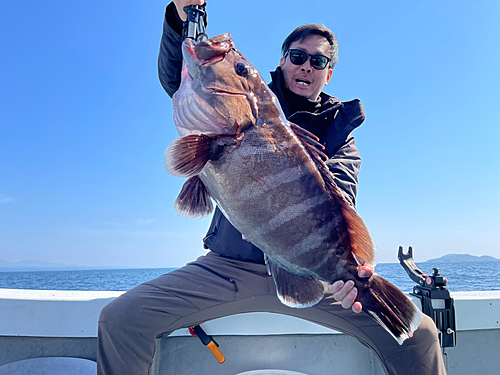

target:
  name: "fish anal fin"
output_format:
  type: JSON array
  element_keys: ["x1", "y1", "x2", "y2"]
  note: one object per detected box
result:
[
  {"x1": 175, "y1": 175, "x2": 213, "y2": 219},
  {"x1": 267, "y1": 258, "x2": 324, "y2": 308},
  {"x1": 164, "y1": 133, "x2": 216, "y2": 178}
]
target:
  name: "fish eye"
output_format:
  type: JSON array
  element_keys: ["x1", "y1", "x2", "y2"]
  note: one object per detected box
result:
[{"x1": 235, "y1": 62, "x2": 249, "y2": 77}]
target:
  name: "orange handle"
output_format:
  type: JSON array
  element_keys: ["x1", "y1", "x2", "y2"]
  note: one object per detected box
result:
[{"x1": 207, "y1": 341, "x2": 226, "y2": 364}]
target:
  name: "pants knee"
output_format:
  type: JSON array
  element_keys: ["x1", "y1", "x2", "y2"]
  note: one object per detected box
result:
[
  {"x1": 98, "y1": 298, "x2": 117, "y2": 325},
  {"x1": 98, "y1": 293, "x2": 141, "y2": 329}
]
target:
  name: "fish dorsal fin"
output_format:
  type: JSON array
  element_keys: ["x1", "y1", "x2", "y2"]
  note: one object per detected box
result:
[
  {"x1": 164, "y1": 133, "x2": 216, "y2": 178},
  {"x1": 340, "y1": 203, "x2": 376, "y2": 265},
  {"x1": 266, "y1": 257, "x2": 324, "y2": 308},
  {"x1": 290, "y1": 122, "x2": 376, "y2": 266},
  {"x1": 290, "y1": 123, "x2": 328, "y2": 164},
  {"x1": 175, "y1": 175, "x2": 213, "y2": 218}
]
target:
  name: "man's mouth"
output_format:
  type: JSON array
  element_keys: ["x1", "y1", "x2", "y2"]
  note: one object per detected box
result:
[{"x1": 295, "y1": 78, "x2": 311, "y2": 86}]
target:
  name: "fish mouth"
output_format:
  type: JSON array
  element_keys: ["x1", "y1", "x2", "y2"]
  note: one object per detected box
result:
[
  {"x1": 175, "y1": 33, "x2": 256, "y2": 135},
  {"x1": 204, "y1": 87, "x2": 247, "y2": 96},
  {"x1": 182, "y1": 34, "x2": 234, "y2": 78},
  {"x1": 184, "y1": 44, "x2": 226, "y2": 68}
]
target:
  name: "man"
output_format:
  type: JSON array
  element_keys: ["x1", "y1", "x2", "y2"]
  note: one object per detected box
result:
[{"x1": 97, "y1": 1, "x2": 446, "y2": 374}]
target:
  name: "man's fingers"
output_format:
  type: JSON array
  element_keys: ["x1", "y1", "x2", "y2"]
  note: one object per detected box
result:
[
  {"x1": 358, "y1": 265, "x2": 374, "y2": 278},
  {"x1": 352, "y1": 301, "x2": 363, "y2": 313},
  {"x1": 331, "y1": 280, "x2": 355, "y2": 301},
  {"x1": 173, "y1": 0, "x2": 206, "y2": 22},
  {"x1": 341, "y1": 286, "x2": 358, "y2": 309},
  {"x1": 328, "y1": 280, "x2": 344, "y2": 294},
  {"x1": 327, "y1": 280, "x2": 363, "y2": 312}
]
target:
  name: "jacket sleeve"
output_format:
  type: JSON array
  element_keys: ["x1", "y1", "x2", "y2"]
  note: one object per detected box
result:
[
  {"x1": 325, "y1": 135, "x2": 361, "y2": 208},
  {"x1": 158, "y1": 2, "x2": 185, "y2": 97}
]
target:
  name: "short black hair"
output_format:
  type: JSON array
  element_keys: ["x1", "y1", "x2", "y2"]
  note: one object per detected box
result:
[{"x1": 281, "y1": 24, "x2": 338, "y2": 69}]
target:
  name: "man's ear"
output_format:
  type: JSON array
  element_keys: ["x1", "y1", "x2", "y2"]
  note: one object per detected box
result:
[
  {"x1": 325, "y1": 69, "x2": 333, "y2": 86},
  {"x1": 279, "y1": 57, "x2": 286, "y2": 68}
]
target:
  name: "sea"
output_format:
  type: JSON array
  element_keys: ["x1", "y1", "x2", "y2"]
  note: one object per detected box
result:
[{"x1": 0, "y1": 261, "x2": 499, "y2": 292}]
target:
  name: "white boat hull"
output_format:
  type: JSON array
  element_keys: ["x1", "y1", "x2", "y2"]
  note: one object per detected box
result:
[{"x1": 0, "y1": 289, "x2": 498, "y2": 374}]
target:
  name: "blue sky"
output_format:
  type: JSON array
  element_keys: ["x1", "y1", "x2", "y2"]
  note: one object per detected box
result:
[{"x1": 1, "y1": 0, "x2": 499, "y2": 268}]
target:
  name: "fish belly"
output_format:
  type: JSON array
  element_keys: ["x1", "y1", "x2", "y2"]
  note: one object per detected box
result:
[{"x1": 200, "y1": 124, "x2": 352, "y2": 282}]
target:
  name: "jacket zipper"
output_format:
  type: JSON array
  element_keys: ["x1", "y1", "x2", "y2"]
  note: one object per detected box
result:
[{"x1": 202, "y1": 209, "x2": 223, "y2": 248}]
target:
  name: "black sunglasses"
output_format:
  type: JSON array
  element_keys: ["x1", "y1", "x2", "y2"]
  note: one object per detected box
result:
[{"x1": 285, "y1": 49, "x2": 331, "y2": 70}]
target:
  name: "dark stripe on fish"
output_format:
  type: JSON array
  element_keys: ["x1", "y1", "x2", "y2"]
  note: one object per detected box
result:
[{"x1": 256, "y1": 200, "x2": 348, "y2": 277}]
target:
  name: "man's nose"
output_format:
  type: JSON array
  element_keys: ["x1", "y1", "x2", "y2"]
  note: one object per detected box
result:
[{"x1": 300, "y1": 58, "x2": 312, "y2": 72}]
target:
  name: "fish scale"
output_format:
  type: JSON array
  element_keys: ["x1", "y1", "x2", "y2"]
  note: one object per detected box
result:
[
  {"x1": 202, "y1": 126, "x2": 334, "y2": 254},
  {"x1": 164, "y1": 33, "x2": 422, "y2": 344}
]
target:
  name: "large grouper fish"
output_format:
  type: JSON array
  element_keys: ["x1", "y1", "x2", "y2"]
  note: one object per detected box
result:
[{"x1": 164, "y1": 33, "x2": 422, "y2": 344}]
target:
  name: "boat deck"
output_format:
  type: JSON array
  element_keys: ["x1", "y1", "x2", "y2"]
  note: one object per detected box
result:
[{"x1": 0, "y1": 289, "x2": 498, "y2": 374}]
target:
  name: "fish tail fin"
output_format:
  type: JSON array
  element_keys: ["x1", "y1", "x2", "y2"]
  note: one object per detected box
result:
[
  {"x1": 175, "y1": 175, "x2": 213, "y2": 218},
  {"x1": 358, "y1": 274, "x2": 422, "y2": 345}
]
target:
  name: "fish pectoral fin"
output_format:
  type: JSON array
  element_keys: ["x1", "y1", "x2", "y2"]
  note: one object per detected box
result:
[
  {"x1": 175, "y1": 175, "x2": 213, "y2": 219},
  {"x1": 164, "y1": 133, "x2": 216, "y2": 178},
  {"x1": 267, "y1": 259, "x2": 324, "y2": 308}
]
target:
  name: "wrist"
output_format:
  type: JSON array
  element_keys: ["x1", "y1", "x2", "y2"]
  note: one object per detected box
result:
[{"x1": 166, "y1": 2, "x2": 185, "y2": 35}]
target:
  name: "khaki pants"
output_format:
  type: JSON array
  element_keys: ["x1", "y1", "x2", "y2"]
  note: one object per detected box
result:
[{"x1": 97, "y1": 252, "x2": 446, "y2": 375}]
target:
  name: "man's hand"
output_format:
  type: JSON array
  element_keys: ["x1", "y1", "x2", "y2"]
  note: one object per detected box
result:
[
  {"x1": 327, "y1": 265, "x2": 374, "y2": 313},
  {"x1": 173, "y1": 0, "x2": 205, "y2": 22}
]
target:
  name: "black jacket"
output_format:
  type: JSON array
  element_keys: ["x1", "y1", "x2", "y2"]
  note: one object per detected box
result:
[{"x1": 158, "y1": 3, "x2": 365, "y2": 264}]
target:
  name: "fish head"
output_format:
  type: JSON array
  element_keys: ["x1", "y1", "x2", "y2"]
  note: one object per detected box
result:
[{"x1": 173, "y1": 33, "x2": 270, "y2": 137}]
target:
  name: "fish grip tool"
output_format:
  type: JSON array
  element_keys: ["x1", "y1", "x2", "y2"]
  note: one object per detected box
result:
[
  {"x1": 189, "y1": 324, "x2": 226, "y2": 364},
  {"x1": 183, "y1": 3, "x2": 208, "y2": 42},
  {"x1": 398, "y1": 246, "x2": 456, "y2": 348}
]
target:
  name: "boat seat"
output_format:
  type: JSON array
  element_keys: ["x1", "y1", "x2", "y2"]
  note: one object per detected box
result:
[
  {"x1": 236, "y1": 371, "x2": 308, "y2": 375},
  {"x1": 0, "y1": 357, "x2": 96, "y2": 375},
  {"x1": 153, "y1": 312, "x2": 386, "y2": 375}
]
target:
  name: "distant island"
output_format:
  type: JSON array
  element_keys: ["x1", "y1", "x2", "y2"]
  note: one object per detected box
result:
[{"x1": 425, "y1": 254, "x2": 500, "y2": 263}]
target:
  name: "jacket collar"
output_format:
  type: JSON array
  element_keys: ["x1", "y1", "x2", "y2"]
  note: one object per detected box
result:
[
  {"x1": 269, "y1": 67, "x2": 340, "y2": 118},
  {"x1": 268, "y1": 67, "x2": 365, "y2": 153}
]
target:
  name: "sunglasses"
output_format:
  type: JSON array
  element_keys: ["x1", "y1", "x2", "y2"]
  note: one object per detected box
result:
[{"x1": 285, "y1": 49, "x2": 331, "y2": 70}]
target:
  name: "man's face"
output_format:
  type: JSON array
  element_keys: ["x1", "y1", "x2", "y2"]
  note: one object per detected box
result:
[{"x1": 279, "y1": 35, "x2": 333, "y2": 101}]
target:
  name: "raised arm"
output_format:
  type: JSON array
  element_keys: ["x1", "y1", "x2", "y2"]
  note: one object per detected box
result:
[{"x1": 158, "y1": 1, "x2": 206, "y2": 97}]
